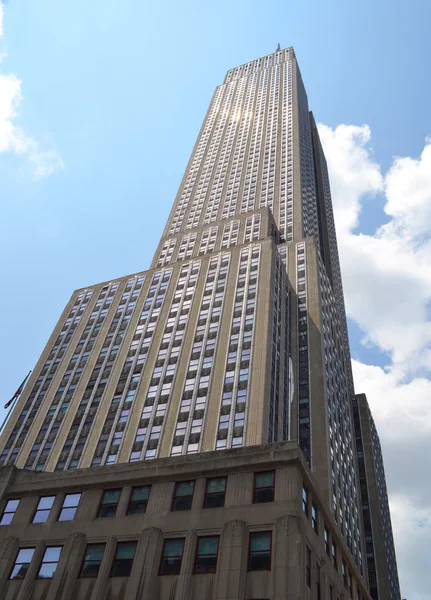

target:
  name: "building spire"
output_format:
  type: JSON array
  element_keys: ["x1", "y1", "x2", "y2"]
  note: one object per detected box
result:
[{"x1": 276, "y1": 42, "x2": 281, "y2": 52}]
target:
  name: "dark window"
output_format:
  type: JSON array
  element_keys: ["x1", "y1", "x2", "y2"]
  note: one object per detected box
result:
[
  {"x1": 194, "y1": 536, "x2": 219, "y2": 574},
  {"x1": 37, "y1": 546, "x2": 62, "y2": 579},
  {"x1": 32, "y1": 496, "x2": 55, "y2": 523},
  {"x1": 253, "y1": 471, "x2": 275, "y2": 504},
  {"x1": 311, "y1": 504, "x2": 318, "y2": 533},
  {"x1": 317, "y1": 563, "x2": 321, "y2": 600},
  {"x1": 110, "y1": 542, "x2": 137, "y2": 577},
  {"x1": 58, "y1": 493, "x2": 81, "y2": 521},
  {"x1": 342, "y1": 560, "x2": 347, "y2": 587},
  {"x1": 98, "y1": 489, "x2": 121, "y2": 518},
  {"x1": 324, "y1": 527, "x2": 330, "y2": 555},
  {"x1": 159, "y1": 538, "x2": 185, "y2": 575},
  {"x1": 332, "y1": 542, "x2": 337, "y2": 569},
  {"x1": 127, "y1": 486, "x2": 150, "y2": 515},
  {"x1": 248, "y1": 531, "x2": 272, "y2": 571},
  {"x1": 172, "y1": 481, "x2": 194, "y2": 511},
  {"x1": 0, "y1": 499, "x2": 19, "y2": 525},
  {"x1": 203, "y1": 477, "x2": 226, "y2": 508},
  {"x1": 9, "y1": 548, "x2": 35, "y2": 580},
  {"x1": 79, "y1": 544, "x2": 105, "y2": 578},
  {"x1": 306, "y1": 546, "x2": 311, "y2": 587},
  {"x1": 302, "y1": 486, "x2": 308, "y2": 515}
]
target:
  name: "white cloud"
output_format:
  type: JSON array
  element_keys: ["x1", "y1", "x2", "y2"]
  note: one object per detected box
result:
[
  {"x1": 319, "y1": 122, "x2": 431, "y2": 600},
  {"x1": 0, "y1": 6, "x2": 63, "y2": 179}
]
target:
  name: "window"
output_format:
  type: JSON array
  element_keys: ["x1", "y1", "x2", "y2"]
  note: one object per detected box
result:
[
  {"x1": 127, "y1": 485, "x2": 150, "y2": 515},
  {"x1": 302, "y1": 486, "x2": 309, "y2": 515},
  {"x1": 311, "y1": 504, "x2": 318, "y2": 533},
  {"x1": 248, "y1": 532, "x2": 272, "y2": 571},
  {"x1": 203, "y1": 477, "x2": 226, "y2": 508},
  {"x1": 0, "y1": 499, "x2": 19, "y2": 525},
  {"x1": 332, "y1": 542, "x2": 338, "y2": 569},
  {"x1": 194, "y1": 536, "x2": 219, "y2": 574},
  {"x1": 98, "y1": 489, "x2": 121, "y2": 518},
  {"x1": 324, "y1": 527, "x2": 330, "y2": 555},
  {"x1": 110, "y1": 541, "x2": 136, "y2": 577},
  {"x1": 37, "y1": 546, "x2": 62, "y2": 579},
  {"x1": 172, "y1": 481, "x2": 194, "y2": 511},
  {"x1": 306, "y1": 546, "x2": 311, "y2": 587},
  {"x1": 159, "y1": 538, "x2": 185, "y2": 575},
  {"x1": 79, "y1": 544, "x2": 105, "y2": 578},
  {"x1": 9, "y1": 548, "x2": 35, "y2": 580},
  {"x1": 58, "y1": 493, "x2": 81, "y2": 521},
  {"x1": 342, "y1": 560, "x2": 347, "y2": 587},
  {"x1": 32, "y1": 496, "x2": 55, "y2": 523},
  {"x1": 253, "y1": 471, "x2": 275, "y2": 503}
]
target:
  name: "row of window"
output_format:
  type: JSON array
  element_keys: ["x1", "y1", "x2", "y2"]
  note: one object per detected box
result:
[
  {"x1": 9, "y1": 530, "x2": 273, "y2": 582},
  {"x1": 0, "y1": 471, "x2": 276, "y2": 526}
]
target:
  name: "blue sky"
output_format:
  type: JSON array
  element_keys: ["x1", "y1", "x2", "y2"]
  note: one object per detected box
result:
[{"x1": 1, "y1": 1, "x2": 431, "y2": 597}]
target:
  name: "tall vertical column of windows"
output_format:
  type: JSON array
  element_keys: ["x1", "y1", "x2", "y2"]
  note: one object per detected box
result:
[
  {"x1": 53, "y1": 280, "x2": 145, "y2": 471},
  {"x1": 198, "y1": 226, "x2": 218, "y2": 256},
  {"x1": 268, "y1": 252, "x2": 283, "y2": 442},
  {"x1": 129, "y1": 262, "x2": 200, "y2": 462},
  {"x1": 90, "y1": 272, "x2": 173, "y2": 467},
  {"x1": 259, "y1": 64, "x2": 280, "y2": 213},
  {"x1": 186, "y1": 81, "x2": 236, "y2": 230},
  {"x1": 240, "y1": 69, "x2": 268, "y2": 213},
  {"x1": 280, "y1": 59, "x2": 293, "y2": 241},
  {"x1": 157, "y1": 238, "x2": 177, "y2": 267},
  {"x1": 202, "y1": 79, "x2": 245, "y2": 225},
  {"x1": 215, "y1": 245, "x2": 261, "y2": 450},
  {"x1": 297, "y1": 243, "x2": 311, "y2": 463},
  {"x1": 221, "y1": 220, "x2": 240, "y2": 248},
  {"x1": 169, "y1": 86, "x2": 224, "y2": 235},
  {"x1": 171, "y1": 255, "x2": 230, "y2": 456},
  {"x1": 243, "y1": 214, "x2": 261, "y2": 243},
  {"x1": 282, "y1": 251, "x2": 292, "y2": 441},
  {"x1": 177, "y1": 233, "x2": 197, "y2": 262},
  {"x1": 0, "y1": 290, "x2": 94, "y2": 467},
  {"x1": 221, "y1": 73, "x2": 257, "y2": 219}
]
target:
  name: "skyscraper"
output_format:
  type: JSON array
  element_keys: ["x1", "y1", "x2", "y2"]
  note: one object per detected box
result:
[{"x1": 0, "y1": 47, "x2": 399, "y2": 600}]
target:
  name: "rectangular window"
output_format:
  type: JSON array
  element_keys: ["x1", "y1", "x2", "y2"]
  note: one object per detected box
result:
[
  {"x1": 32, "y1": 496, "x2": 55, "y2": 523},
  {"x1": 342, "y1": 560, "x2": 347, "y2": 587},
  {"x1": 0, "y1": 499, "x2": 19, "y2": 525},
  {"x1": 302, "y1": 486, "x2": 308, "y2": 515},
  {"x1": 79, "y1": 543, "x2": 105, "y2": 578},
  {"x1": 172, "y1": 481, "x2": 194, "y2": 511},
  {"x1": 9, "y1": 548, "x2": 35, "y2": 580},
  {"x1": 306, "y1": 546, "x2": 311, "y2": 587},
  {"x1": 194, "y1": 536, "x2": 219, "y2": 574},
  {"x1": 159, "y1": 538, "x2": 185, "y2": 575},
  {"x1": 248, "y1": 531, "x2": 272, "y2": 571},
  {"x1": 203, "y1": 477, "x2": 226, "y2": 508},
  {"x1": 98, "y1": 489, "x2": 121, "y2": 518},
  {"x1": 127, "y1": 485, "x2": 150, "y2": 515},
  {"x1": 332, "y1": 542, "x2": 338, "y2": 569},
  {"x1": 58, "y1": 493, "x2": 81, "y2": 521},
  {"x1": 37, "y1": 546, "x2": 62, "y2": 579},
  {"x1": 110, "y1": 541, "x2": 137, "y2": 577},
  {"x1": 311, "y1": 504, "x2": 318, "y2": 533},
  {"x1": 324, "y1": 527, "x2": 330, "y2": 555},
  {"x1": 253, "y1": 471, "x2": 275, "y2": 503}
]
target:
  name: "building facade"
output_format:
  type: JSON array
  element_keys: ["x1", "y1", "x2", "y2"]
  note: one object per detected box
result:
[{"x1": 0, "y1": 46, "x2": 400, "y2": 599}]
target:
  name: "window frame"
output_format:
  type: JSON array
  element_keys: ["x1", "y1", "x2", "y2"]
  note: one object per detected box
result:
[
  {"x1": 253, "y1": 471, "x2": 275, "y2": 504},
  {"x1": 36, "y1": 546, "x2": 62, "y2": 579},
  {"x1": 171, "y1": 481, "x2": 195, "y2": 512},
  {"x1": 110, "y1": 541, "x2": 137, "y2": 578},
  {"x1": 247, "y1": 530, "x2": 272, "y2": 572},
  {"x1": 0, "y1": 498, "x2": 20, "y2": 526},
  {"x1": 193, "y1": 536, "x2": 219, "y2": 574},
  {"x1": 32, "y1": 496, "x2": 55, "y2": 524},
  {"x1": 311, "y1": 503, "x2": 318, "y2": 533},
  {"x1": 127, "y1": 485, "x2": 151, "y2": 516},
  {"x1": 97, "y1": 488, "x2": 121, "y2": 519},
  {"x1": 79, "y1": 543, "x2": 105, "y2": 578},
  {"x1": 203, "y1": 476, "x2": 227, "y2": 509},
  {"x1": 306, "y1": 545, "x2": 311, "y2": 587},
  {"x1": 58, "y1": 493, "x2": 81, "y2": 522},
  {"x1": 159, "y1": 538, "x2": 185, "y2": 576},
  {"x1": 302, "y1": 486, "x2": 309, "y2": 516},
  {"x1": 9, "y1": 547, "x2": 36, "y2": 580}
]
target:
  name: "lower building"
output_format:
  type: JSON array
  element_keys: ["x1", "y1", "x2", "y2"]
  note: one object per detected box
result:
[{"x1": 0, "y1": 441, "x2": 371, "y2": 600}]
